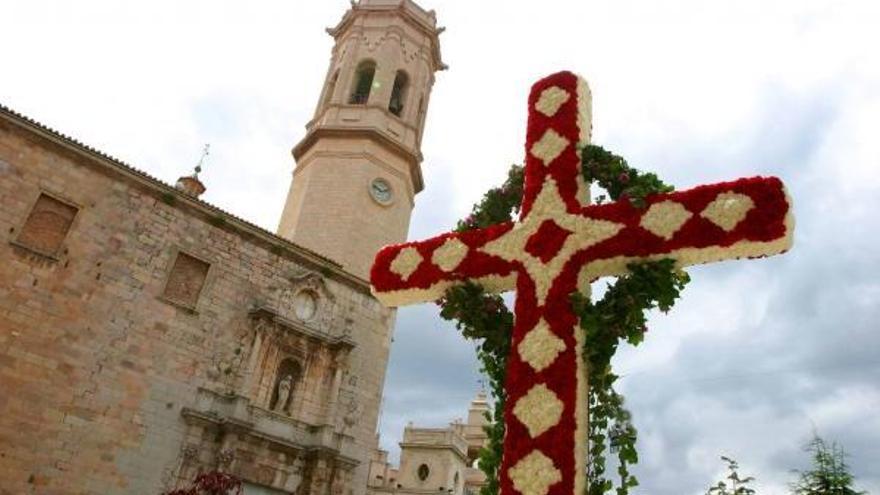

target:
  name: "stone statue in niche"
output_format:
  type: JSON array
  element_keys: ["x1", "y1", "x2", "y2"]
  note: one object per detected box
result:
[
  {"x1": 273, "y1": 374, "x2": 293, "y2": 414},
  {"x1": 270, "y1": 358, "x2": 301, "y2": 415}
]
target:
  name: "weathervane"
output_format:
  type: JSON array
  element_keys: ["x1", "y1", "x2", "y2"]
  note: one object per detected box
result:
[{"x1": 194, "y1": 143, "x2": 210, "y2": 176}]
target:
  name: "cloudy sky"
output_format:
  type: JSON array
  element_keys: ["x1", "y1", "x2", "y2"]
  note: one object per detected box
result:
[{"x1": 3, "y1": 0, "x2": 879, "y2": 493}]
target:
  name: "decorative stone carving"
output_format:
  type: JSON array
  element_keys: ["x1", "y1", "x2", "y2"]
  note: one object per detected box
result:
[
  {"x1": 273, "y1": 374, "x2": 293, "y2": 415},
  {"x1": 217, "y1": 448, "x2": 235, "y2": 468},
  {"x1": 293, "y1": 290, "x2": 318, "y2": 321},
  {"x1": 265, "y1": 270, "x2": 338, "y2": 331},
  {"x1": 247, "y1": 269, "x2": 356, "y2": 428},
  {"x1": 208, "y1": 325, "x2": 250, "y2": 389},
  {"x1": 180, "y1": 388, "x2": 360, "y2": 495},
  {"x1": 346, "y1": 372, "x2": 358, "y2": 387},
  {"x1": 182, "y1": 444, "x2": 200, "y2": 461},
  {"x1": 359, "y1": 30, "x2": 428, "y2": 64},
  {"x1": 257, "y1": 465, "x2": 275, "y2": 486},
  {"x1": 342, "y1": 395, "x2": 361, "y2": 429},
  {"x1": 287, "y1": 271, "x2": 336, "y2": 302}
]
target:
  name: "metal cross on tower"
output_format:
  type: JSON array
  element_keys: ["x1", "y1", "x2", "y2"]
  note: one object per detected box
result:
[{"x1": 370, "y1": 71, "x2": 794, "y2": 495}]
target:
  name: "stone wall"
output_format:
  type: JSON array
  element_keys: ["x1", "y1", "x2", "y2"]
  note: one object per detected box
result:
[{"x1": 0, "y1": 111, "x2": 393, "y2": 495}]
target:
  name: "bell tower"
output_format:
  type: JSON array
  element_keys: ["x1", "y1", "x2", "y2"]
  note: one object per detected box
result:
[{"x1": 278, "y1": 0, "x2": 445, "y2": 279}]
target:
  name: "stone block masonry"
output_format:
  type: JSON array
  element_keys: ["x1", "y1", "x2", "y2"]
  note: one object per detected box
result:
[{"x1": 0, "y1": 109, "x2": 394, "y2": 495}]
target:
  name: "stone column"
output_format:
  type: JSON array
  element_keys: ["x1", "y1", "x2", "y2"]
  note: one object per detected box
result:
[
  {"x1": 243, "y1": 327, "x2": 265, "y2": 394},
  {"x1": 327, "y1": 350, "x2": 346, "y2": 425}
]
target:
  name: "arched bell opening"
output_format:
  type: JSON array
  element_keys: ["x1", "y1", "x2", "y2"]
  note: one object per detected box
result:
[
  {"x1": 388, "y1": 70, "x2": 409, "y2": 117},
  {"x1": 349, "y1": 60, "x2": 377, "y2": 105}
]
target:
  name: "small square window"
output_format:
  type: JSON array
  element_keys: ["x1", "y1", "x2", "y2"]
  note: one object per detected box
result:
[
  {"x1": 162, "y1": 252, "x2": 210, "y2": 309},
  {"x1": 16, "y1": 193, "x2": 78, "y2": 256}
]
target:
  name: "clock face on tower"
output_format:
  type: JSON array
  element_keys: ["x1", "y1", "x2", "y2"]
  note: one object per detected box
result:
[{"x1": 369, "y1": 177, "x2": 393, "y2": 205}]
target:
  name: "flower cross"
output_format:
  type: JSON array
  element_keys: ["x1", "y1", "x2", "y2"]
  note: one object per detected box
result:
[{"x1": 370, "y1": 71, "x2": 794, "y2": 495}]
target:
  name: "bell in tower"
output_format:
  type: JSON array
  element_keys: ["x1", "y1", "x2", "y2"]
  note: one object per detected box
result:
[{"x1": 278, "y1": 0, "x2": 446, "y2": 279}]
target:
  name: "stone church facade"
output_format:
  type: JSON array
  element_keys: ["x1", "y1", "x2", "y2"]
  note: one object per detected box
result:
[{"x1": 0, "y1": 1, "x2": 444, "y2": 494}]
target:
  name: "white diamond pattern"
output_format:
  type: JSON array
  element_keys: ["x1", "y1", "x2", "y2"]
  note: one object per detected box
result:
[
  {"x1": 508, "y1": 450, "x2": 562, "y2": 495},
  {"x1": 530, "y1": 129, "x2": 569, "y2": 166},
  {"x1": 640, "y1": 201, "x2": 693, "y2": 240},
  {"x1": 513, "y1": 383, "x2": 564, "y2": 438},
  {"x1": 700, "y1": 192, "x2": 755, "y2": 231},
  {"x1": 535, "y1": 86, "x2": 570, "y2": 117},
  {"x1": 389, "y1": 247, "x2": 423, "y2": 281},
  {"x1": 518, "y1": 319, "x2": 566, "y2": 372},
  {"x1": 431, "y1": 237, "x2": 469, "y2": 272}
]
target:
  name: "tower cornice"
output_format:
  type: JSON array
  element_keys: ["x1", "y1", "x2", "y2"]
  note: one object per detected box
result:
[
  {"x1": 326, "y1": 0, "x2": 447, "y2": 71},
  {"x1": 291, "y1": 125, "x2": 425, "y2": 194}
]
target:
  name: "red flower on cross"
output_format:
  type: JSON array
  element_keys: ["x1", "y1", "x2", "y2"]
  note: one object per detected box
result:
[{"x1": 371, "y1": 71, "x2": 793, "y2": 495}]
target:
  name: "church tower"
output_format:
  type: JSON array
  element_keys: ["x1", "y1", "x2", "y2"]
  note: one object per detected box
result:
[{"x1": 278, "y1": 0, "x2": 446, "y2": 279}]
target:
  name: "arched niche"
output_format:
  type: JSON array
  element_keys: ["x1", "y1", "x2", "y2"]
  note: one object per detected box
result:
[{"x1": 269, "y1": 358, "x2": 302, "y2": 415}]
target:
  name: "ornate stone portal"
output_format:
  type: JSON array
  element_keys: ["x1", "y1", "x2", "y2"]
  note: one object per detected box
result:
[{"x1": 178, "y1": 271, "x2": 359, "y2": 495}]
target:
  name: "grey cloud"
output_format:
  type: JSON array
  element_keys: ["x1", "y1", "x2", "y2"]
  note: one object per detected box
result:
[{"x1": 606, "y1": 86, "x2": 880, "y2": 493}]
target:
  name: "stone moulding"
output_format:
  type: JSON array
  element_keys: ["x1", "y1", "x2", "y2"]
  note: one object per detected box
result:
[
  {"x1": 292, "y1": 125, "x2": 425, "y2": 194},
  {"x1": 8, "y1": 238, "x2": 62, "y2": 262},
  {"x1": 248, "y1": 306, "x2": 356, "y2": 352},
  {"x1": 287, "y1": 271, "x2": 337, "y2": 302},
  {"x1": 181, "y1": 387, "x2": 360, "y2": 468},
  {"x1": 326, "y1": 2, "x2": 445, "y2": 71}
]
